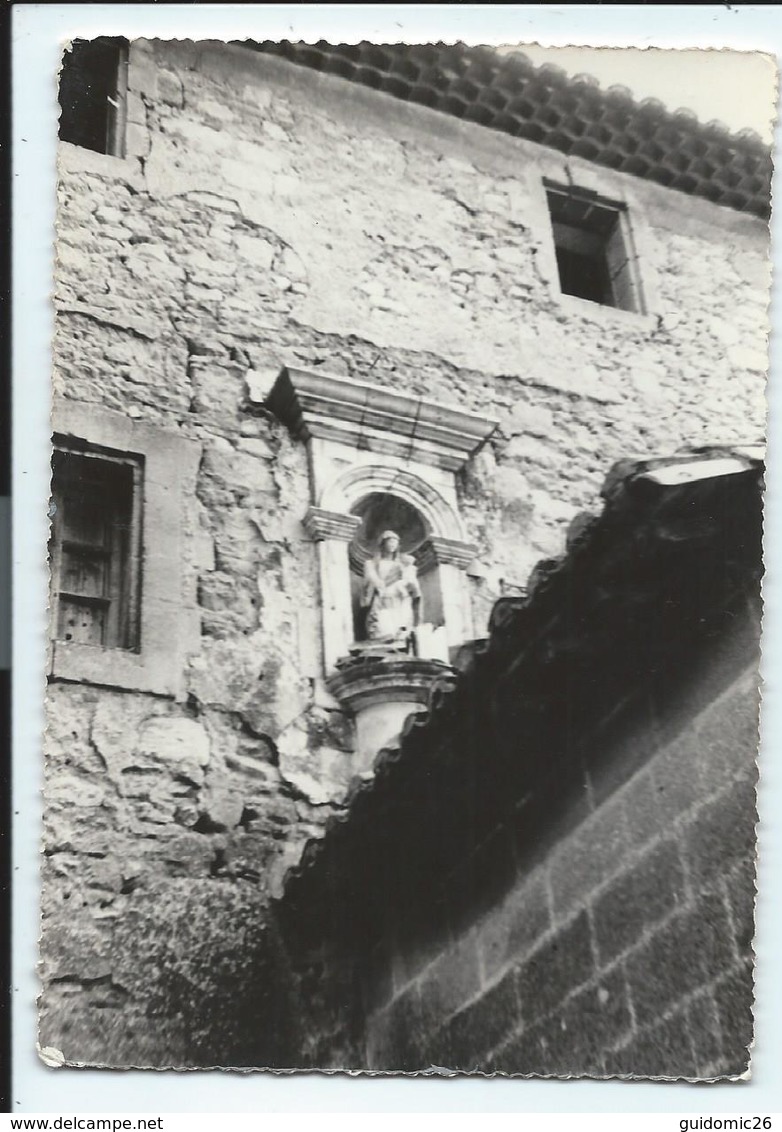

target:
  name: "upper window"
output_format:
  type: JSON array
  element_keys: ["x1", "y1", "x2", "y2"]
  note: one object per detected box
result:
[
  {"x1": 545, "y1": 182, "x2": 644, "y2": 313},
  {"x1": 58, "y1": 37, "x2": 129, "y2": 156},
  {"x1": 50, "y1": 444, "x2": 143, "y2": 652}
]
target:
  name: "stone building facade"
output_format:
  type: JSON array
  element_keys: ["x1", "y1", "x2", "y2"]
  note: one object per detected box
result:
[{"x1": 41, "y1": 38, "x2": 769, "y2": 1071}]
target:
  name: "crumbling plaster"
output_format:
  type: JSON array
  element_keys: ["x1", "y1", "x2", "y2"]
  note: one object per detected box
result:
[{"x1": 42, "y1": 36, "x2": 769, "y2": 1065}]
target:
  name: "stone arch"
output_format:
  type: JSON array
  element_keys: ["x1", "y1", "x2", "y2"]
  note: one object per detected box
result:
[{"x1": 319, "y1": 464, "x2": 466, "y2": 542}]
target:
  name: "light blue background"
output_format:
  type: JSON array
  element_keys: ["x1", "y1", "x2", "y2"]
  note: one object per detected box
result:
[{"x1": 12, "y1": 3, "x2": 782, "y2": 1114}]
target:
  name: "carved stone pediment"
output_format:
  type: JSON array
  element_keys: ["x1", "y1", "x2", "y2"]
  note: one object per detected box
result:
[{"x1": 266, "y1": 366, "x2": 498, "y2": 472}]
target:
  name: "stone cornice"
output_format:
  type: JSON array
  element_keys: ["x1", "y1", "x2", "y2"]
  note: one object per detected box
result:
[
  {"x1": 415, "y1": 536, "x2": 477, "y2": 572},
  {"x1": 303, "y1": 506, "x2": 362, "y2": 542},
  {"x1": 266, "y1": 367, "x2": 498, "y2": 473}
]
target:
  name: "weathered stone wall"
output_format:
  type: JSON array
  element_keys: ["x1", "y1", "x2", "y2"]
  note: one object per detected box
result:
[
  {"x1": 364, "y1": 617, "x2": 759, "y2": 1078},
  {"x1": 43, "y1": 37, "x2": 768, "y2": 1065}
]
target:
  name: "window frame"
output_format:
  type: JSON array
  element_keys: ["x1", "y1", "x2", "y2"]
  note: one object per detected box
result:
[
  {"x1": 544, "y1": 179, "x2": 647, "y2": 315},
  {"x1": 49, "y1": 399, "x2": 201, "y2": 698},
  {"x1": 58, "y1": 36, "x2": 129, "y2": 158},
  {"x1": 50, "y1": 442, "x2": 143, "y2": 652}
]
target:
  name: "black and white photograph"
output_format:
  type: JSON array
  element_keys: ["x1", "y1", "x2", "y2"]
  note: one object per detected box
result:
[{"x1": 38, "y1": 28, "x2": 773, "y2": 1080}]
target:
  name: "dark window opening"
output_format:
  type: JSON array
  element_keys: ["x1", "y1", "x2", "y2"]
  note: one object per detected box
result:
[
  {"x1": 58, "y1": 37, "x2": 129, "y2": 156},
  {"x1": 50, "y1": 444, "x2": 143, "y2": 650},
  {"x1": 545, "y1": 183, "x2": 644, "y2": 312}
]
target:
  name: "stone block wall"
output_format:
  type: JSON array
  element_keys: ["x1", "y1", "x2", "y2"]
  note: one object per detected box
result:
[
  {"x1": 364, "y1": 628, "x2": 759, "y2": 1078},
  {"x1": 43, "y1": 36, "x2": 768, "y2": 1066}
]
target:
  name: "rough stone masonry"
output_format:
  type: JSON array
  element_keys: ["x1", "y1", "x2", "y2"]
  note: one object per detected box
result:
[{"x1": 41, "y1": 39, "x2": 770, "y2": 1067}]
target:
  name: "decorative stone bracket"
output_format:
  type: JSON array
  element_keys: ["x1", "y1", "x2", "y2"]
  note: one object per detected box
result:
[{"x1": 327, "y1": 654, "x2": 456, "y2": 772}]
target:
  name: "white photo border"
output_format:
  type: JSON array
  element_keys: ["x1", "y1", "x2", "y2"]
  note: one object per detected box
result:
[{"x1": 12, "y1": 2, "x2": 782, "y2": 1114}]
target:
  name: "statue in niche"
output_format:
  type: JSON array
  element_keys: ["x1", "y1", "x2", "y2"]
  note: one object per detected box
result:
[{"x1": 361, "y1": 530, "x2": 422, "y2": 646}]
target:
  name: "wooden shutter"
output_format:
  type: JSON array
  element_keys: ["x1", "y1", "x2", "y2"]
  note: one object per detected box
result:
[{"x1": 50, "y1": 446, "x2": 142, "y2": 650}]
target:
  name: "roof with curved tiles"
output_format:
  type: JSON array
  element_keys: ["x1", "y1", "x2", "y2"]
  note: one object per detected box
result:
[{"x1": 247, "y1": 40, "x2": 772, "y2": 220}]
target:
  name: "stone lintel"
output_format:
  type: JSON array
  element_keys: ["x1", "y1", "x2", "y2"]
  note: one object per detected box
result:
[
  {"x1": 415, "y1": 536, "x2": 478, "y2": 571},
  {"x1": 267, "y1": 366, "x2": 498, "y2": 472},
  {"x1": 304, "y1": 506, "x2": 361, "y2": 542}
]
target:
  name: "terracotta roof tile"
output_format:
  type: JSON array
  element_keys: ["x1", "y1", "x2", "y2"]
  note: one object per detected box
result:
[{"x1": 247, "y1": 40, "x2": 772, "y2": 219}]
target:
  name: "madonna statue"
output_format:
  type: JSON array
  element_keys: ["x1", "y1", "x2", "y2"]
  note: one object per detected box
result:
[{"x1": 361, "y1": 530, "x2": 422, "y2": 643}]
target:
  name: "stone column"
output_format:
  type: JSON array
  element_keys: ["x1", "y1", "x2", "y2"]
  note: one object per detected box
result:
[
  {"x1": 416, "y1": 536, "x2": 477, "y2": 652},
  {"x1": 303, "y1": 506, "x2": 362, "y2": 674}
]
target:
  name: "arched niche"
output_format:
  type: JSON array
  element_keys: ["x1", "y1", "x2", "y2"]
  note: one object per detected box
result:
[
  {"x1": 348, "y1": 491, "x2": 430, "y2": 642},
  {"x1": 319, "y1": 463, "x2": 467, "y2": 543},
  {"x1": 311, "y1": 462, "x2": 478, "y2": 667},
  {"x1": 266, "y1": 365, "x2": 498, "y2": 677}
]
